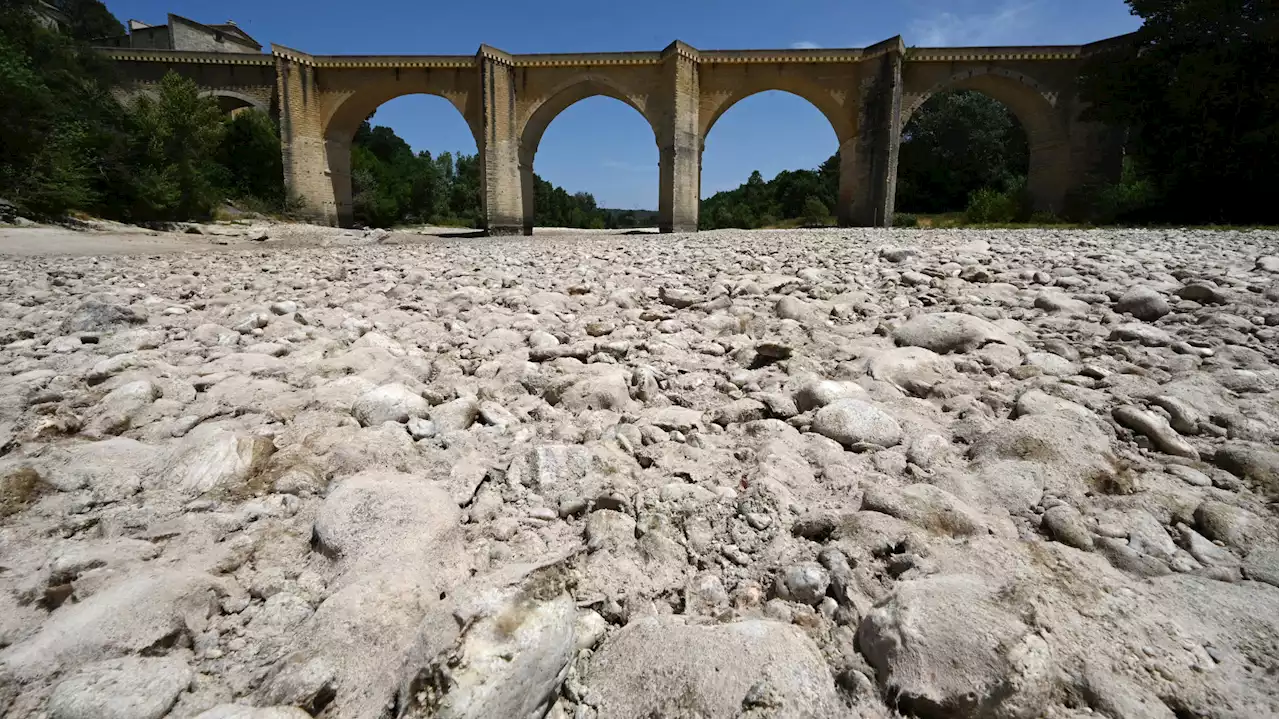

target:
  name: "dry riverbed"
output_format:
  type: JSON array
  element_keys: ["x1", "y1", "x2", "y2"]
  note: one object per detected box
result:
[{"x1": 0, "y1": 223, "x2": 1276, "y2": 718}]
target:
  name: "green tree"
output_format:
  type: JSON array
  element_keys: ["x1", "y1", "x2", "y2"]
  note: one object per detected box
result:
[
  {"x1": 61, "y1": 0, "x2": 125, "y2": 41},
  {"x1": 215, "y1": 109, "x2": 284, "y2": 206},
  {"x1": 1079, "y1": 0, "x2": 1277, "y2": 224},
  {"x1": 895, "y1": 90, "x2": 1029, "y2": 213},
  {"x1": 699, "y1": 161, "x2": 839, "y2": 229},
  {"x1": 0, "y1": 0, "x2": 135, "y2": 217},
  {"x1": 801, "y1": 196, "x2": 829, "y2": 227},
  {"x1": 129, "y1": 72, "x2": 227, "y2": 220}
]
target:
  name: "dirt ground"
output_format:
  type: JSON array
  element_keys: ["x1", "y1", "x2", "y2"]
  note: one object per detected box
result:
[{"x1": 0, "y1": 221, "x2": 657, "y2": 257}]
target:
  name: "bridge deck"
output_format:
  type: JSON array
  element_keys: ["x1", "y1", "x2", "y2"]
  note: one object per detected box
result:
[{"x1": 97, "y1": 39, "x2": 1103, "y2": 69}]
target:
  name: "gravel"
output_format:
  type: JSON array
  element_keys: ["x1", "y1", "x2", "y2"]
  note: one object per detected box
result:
[{"x1": 0, "y1": 224, "x2": 1274, "y2": 718}]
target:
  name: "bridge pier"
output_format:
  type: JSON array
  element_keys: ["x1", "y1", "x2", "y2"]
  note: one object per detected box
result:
[
  {"x1": 478, "y1": 47, "x2": 525, "y2": 235},
  {"x1": 656, "y1": 42, "x2": 702, "y2": 233},
  {"x1": 275, "y1": 50, "x2": 340, "y2": 226},
  {"x1": 326, "y1": 137, "x2": 354, "y2": 227},
  {"x1": 845, "y1": 40, "x2": 904, "y2": 227}
]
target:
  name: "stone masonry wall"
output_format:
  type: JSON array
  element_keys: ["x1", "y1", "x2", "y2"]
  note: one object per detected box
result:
[
  {"x1": 170, "y1": 16, "x2": 259, "y2": 54},
  {"x1": 105, "y1": 39, "x2": 1123, "y2": 232}
]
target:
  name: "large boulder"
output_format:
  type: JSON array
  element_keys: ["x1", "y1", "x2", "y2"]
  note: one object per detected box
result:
[
  {"x1": 0, "y1": 570, "x2": 221, "y2": 681},
  {"x1": 893, "y1": 312, "x2": 1030, "y2": 355},
  {"x1": 1213, "y1": 441, "x2": 1279, "y2": 491},
  {"x1": 395, "y1": 576, "x2": 578, "y2": 719},
  {"x1": 1115, "y1": 285, "x2": 1170, "y2": 321},
  {"x1": 167, "y1": 426, "x2": 275, "y2": 497},
  {"x1": 868, "y1": 346, "x2": 956, "y2": 397},
  {"x1": 794, "y1": 379, "x2": 868, "y2": 412},
  {"x1": 40, "y1": 438, "x2": 162, "y2": 503},
  {"x1": 858, "y1": 574, "x2": 1055, "y2": 718},
  {"x1": 310, "y1": 470, "x2": 464, "y2": 581},
  {"x1": 61, "y1": 301, "x2": 145, "y2": 334},
  {"x1": 350, "y1": 383, "x2": 430, "y2": 426},
  {"x1": 812, "y1": 398, "x2": 902, "y2": 448},
  {"x1": 259, "y1": 471, "x2": 468, "y2": 718},
  {"x1": 555, "y1": 369, "x2": 633, "y2": 413},
  {"x1": 967, "y1": 412, "x2": 1115, "y2": 483},
  {"x1": 583, "y1": 616, "x2": 841, "y2": 718},
  {"x1": 47, "y1": 656, "x2": 192, "y2": 719}
]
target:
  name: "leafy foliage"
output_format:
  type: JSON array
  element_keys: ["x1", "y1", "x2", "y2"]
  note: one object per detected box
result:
[
  {"x1": 700, "y1": 158, "x2": 839, "y2": 229},
  {"x1": 964, "y1": 188, "x2": 1022, "y2": 224},
  {"x1": 1065, "y1": 157, "x2": 1160, "y2": 224},
  {"x1": 129, "y1": 72, "x2": 227, "y2": 220},
  {"x1": 701, "y1": 90, "x2": 1030, "y2": 228},
  {"x1": 0, "y1": 4, "x2": 244, "y2": 222},
  {"x1": 347, "y1": 119, "x2": 651, "y2": 229},
  {"x1": 215, "y1": 109, "x2": 285, "y2": 207},
  {"x1": 59, "y1": 0, "x2": 125, "y2": 41},
  {"x1": 0, "y1": 0, "x2": 129, "y2": 216},
  {"x1": 0, "y1": 0, "x2": 626, "y2": 229},
  {"x1": 1079, "y1": 0, "x2": 1278, "y2": 224},
  {"x1": 801, "y1": 196, "x2": 830, "y2": 227},
  {"x1": 349, "y1": 121, "x2": 471, "y2": 228},
  {"x1": 896, "y1": 90, "x2": 1029, "y2": 213}
]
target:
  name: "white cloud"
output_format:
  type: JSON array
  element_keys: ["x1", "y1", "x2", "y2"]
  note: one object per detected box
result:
[
  {"x1": 789, "y1": 41, "x2": 821, "y2": 49},
  {"x1": 909, "y1": 1, "x2": 1038, "y2": 47}
]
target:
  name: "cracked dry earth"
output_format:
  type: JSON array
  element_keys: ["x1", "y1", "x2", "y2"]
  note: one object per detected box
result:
[{"x1": 0, "y1": 226, "x2": 1277, "y2": 719}]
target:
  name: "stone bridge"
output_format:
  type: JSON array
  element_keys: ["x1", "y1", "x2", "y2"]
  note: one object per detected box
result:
[{"x1": 101, "y1": 36, "x2": 1126, "y2": 233}]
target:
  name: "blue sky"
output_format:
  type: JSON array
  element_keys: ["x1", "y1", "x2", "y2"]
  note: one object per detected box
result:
[{"x1": 104, "y1": 0, "x2": 1141, "y2": 209}]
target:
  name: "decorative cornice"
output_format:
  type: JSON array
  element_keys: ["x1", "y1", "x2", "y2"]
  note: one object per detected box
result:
[
  {"x1": 101, "y1": 40, "x2": 1103, "y2": 70},
  {"x1": 98, "y1": 47, "x2": 273, "y2": 65},
  {"x1": 512, "y1": 53, "x2": 663, "y2": 68},
  {"x1": 313, "y1": 56, "x2": 475, "y2": 69},
  {"x1": 908, "y1": 47, "x2": 1083, "y2": 62},
  {"x1": 700, "y1": 49, "x2": 868, "y2": 64}
]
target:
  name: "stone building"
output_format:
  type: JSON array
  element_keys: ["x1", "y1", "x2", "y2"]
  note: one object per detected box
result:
[{"x1": 93, "y1": 14, "x2": 262, "y2": 54}]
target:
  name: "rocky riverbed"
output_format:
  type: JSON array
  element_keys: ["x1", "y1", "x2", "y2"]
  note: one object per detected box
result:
[{"x1": 0, "y1": 226, "x2": 1276, "y2": 719}]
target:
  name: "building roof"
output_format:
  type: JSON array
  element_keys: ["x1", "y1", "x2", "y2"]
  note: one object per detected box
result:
[
  {"x1": 209, "y1": 21, "x2": 260, "y2": 47},
  {"x1": 168, "y1": 14, "x2": 263, "y2": 50}
]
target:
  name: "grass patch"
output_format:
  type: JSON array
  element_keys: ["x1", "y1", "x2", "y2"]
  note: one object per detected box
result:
[{"x1": 761, "y1": 216, "x2": 836, "y2": 230}]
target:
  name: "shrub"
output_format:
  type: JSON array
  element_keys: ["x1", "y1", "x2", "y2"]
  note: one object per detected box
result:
[
  {"x1": 1062, "y1": 155, "x2": 1163, "y2": 225},
  {"x1": 893, "y1": 212, "x2": 919, "y2": 228},
  {"x1": 964, "y1": 188, "x2": 1019, "y2": 224},
  {"x1": 1093, "y1": 178, "x2": 1159, "y2": 225},
  {"x1": 801, "y1": 196, "x2": 829, "y2": 227}
]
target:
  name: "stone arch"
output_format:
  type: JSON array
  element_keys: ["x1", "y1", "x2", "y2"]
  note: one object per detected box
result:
[
  {"x1": 205, "y1": 89, "x2": 268, "y2": 116},
  {"x1": 320, "y1": 83, "x2": 482, "y2": 227},
  {"x1": 901, "y1": 67, "x2": 1070, "y2": 212},
  {"x1": 698, "y1": 78, "x2": 855, "y2": 225},
  {"x1": 517, "y1": 75, "x2": 660, "y2": 233},
  {"x1": 699, "y1": 80, "x2": 854, "y2": 147},
  {"x1": 518, "y1": 75, "x2": 658, "y2": 163},
  {"x1": 324, "y1": 87, "x2": 479, "y2": 149}
]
